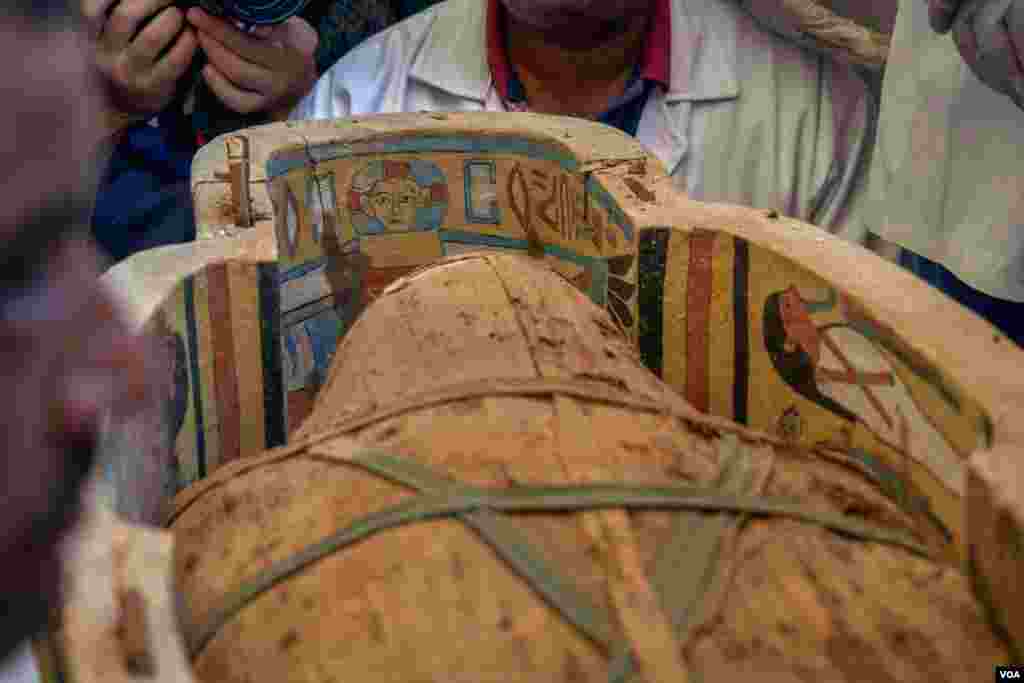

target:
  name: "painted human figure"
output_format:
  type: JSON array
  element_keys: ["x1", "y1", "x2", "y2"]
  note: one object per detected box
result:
[
  {"x1": 349, "y1": 160, "x2": 448, "y2": 234},
  {"x1": 763, "y1": 286, "x2": 963, "y2": 494},
  {"x1": 366, "y1": 175, "x2": 431, "y2": 231}
]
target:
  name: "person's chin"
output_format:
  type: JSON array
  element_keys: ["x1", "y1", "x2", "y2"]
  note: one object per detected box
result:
[{"x1": 520, "y1": 14, "x2": 625, "y2": 47}]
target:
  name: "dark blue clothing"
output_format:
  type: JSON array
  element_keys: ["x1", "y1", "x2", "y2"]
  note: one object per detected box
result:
[
  {"x1": 393, "y1": 0, "x2": 441, "y2": 19},
  {"x1": 92, "y1": 112, "x2": 198, "y2": 264},
  {"x1": 91, "y1": 0, "x2": 411, "y2": 264},
  {"x1": 900, "y1": 249, "x2": 1024, "y2": 348}
]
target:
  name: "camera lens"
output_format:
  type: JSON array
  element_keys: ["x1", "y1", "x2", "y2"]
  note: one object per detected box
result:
[{"x1": 197, "y1": 0, "x2": 311, "y2": 25}]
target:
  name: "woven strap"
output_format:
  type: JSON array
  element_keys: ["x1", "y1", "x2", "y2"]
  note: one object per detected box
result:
[
  {"x1": 184, "y1": 449, "x2": 931, "y2": 661},
  {"x1": 167, "y1": 376, "x2": 879, "y2": 526},
  {"x1": 607, "y1": 435, "x2": 765, "y2": 683}
]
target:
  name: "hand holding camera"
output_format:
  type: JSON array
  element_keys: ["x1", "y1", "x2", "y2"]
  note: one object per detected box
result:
[
  {"x1": 80, "y1": 0, "x2": 317, "y2": 135},
  {"x1": 188, "y1": 6, "x2": 317, "y2": 118},
  {"x1": 81, "y1": 0, "x2": 198, "y2": 126}
]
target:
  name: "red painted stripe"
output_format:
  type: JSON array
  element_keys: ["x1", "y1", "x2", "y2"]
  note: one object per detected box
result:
[
  {"x1": 686, "y1": 230, "x2": 715, "y2": 413},
  {"x1": 207, "y1": 264, "x2": 242, "y2": 467}
]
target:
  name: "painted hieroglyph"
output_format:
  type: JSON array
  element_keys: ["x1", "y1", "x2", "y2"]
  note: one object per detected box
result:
[{"x1": 761, "y1": 285, "x2": 963, "y2": 495}]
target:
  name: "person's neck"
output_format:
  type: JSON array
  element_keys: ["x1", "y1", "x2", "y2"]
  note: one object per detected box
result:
[{"x1": 504, "y1": 10, "x2": 649, "y2": 119}]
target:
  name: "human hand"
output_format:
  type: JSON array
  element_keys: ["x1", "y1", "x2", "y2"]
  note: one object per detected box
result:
[
  {"x1": 79, "y1": 0, "x2": 199, "y2": 130},
  {"x1": 924, "y1": 0, "x2": 1024, "y2": 108},
  {"x1": 186, "y1": 8, "x2": 318, "y2": 118}
]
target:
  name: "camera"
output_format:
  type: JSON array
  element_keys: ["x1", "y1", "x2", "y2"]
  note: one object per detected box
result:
[{"x1": 175, "y1": 0, "x2": 311, "y2": 26}]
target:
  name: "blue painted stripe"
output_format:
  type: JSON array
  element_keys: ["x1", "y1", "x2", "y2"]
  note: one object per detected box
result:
[
  {"x1": 303, "y1": 312, "x2": 343, "y2": 374},
  {"x1": 585, "y1": 176, "x2": 635, "y2": 243},
  {"x1": 439, "y1": 229, "x2": 606, "y2": 306},
  {"x1": 280, "y1": 257, "x2": 327, "y2": 283},
  {"x1": 439, "y1": 230, "x2": 597, "y2": 269},
  {"x1": 267, "y1": 135, "x2": 580, "y2": 178},
  {"x1": 439, "y1": 229, "x2": 531, "y2": 251},
  {"x1": 184, "y1": 276, "x2": 207, "y2": 480}
]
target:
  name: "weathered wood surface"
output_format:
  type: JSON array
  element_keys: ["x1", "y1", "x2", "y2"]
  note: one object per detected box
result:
[
  {"x1": 170, "y1": 253, "x2": 1007, "y2": 682},
  {"x1": 96, "y1": 228, "x2": 279, "y2": 524},
  {"x1": 602, "y1": 169, "x2": 1024, "y2": 653},
  {"x1": 55, "y1": 483, "x2": 195, "y2": 683},
  {"x1": 966, "y1": 440, "x2": 1024, "y2": 662}
]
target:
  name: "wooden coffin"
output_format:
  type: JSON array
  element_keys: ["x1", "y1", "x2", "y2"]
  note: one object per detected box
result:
[
  {"x1": 37, "y1": 483, "x2": 196, "y2": 683},
  {"x1": 168, "y1": 252, "x2": 1007, "y2": 682},
  {"x1": 97, "y1": 112, "x2": 1024, "y2": 663}
]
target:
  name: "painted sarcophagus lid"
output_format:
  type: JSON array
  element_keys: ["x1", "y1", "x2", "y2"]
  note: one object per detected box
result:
[
  {"x1": 89, "y1": 113, "x2": 1024, "y2": 680},
  {"x1": 166, "y1": 252, "x2": 1007, "y2": 683}
]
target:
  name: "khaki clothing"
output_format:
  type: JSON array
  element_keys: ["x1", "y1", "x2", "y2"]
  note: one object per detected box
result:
[{"x1": 853, "y1": 0, "x2": 1024, "y2": 302}]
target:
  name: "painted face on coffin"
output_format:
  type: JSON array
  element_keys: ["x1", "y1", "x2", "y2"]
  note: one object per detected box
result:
[
  {"x1": 350, "y1": 160, "x2": 448, "y2": 236},
  {"x1": 365, "y1": 177, "x2": 430, "y2": 232}
]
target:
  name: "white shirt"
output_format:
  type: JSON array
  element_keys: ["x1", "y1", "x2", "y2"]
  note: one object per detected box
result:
[
  {"x1": 0, "y1": 643, "x2": 40, "y2": 683},
  {"x1": 293, "y1": 0, "x2": 873, "y2": 232}
]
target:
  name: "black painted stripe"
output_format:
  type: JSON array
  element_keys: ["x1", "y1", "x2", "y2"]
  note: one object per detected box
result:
[
  {"x1": 259, "y1": 263, "x2": 286, "y2": 450},
  {"x1": 733, "y1": 238, "x2": 750, "y2": 425},
  {"x1": 184, "y1": 276, "x2": 207, "y2": 480},
  {"x1": 637, "y1": 228, "x2": 669, "y2": 377}
]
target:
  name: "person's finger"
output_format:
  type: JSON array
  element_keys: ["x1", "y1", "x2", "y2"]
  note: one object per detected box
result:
[
  {"x1": 102, "y1": 0, "x2": 175, "y2": 52},
  {"x1": 276, "y1": 16, "x2": 319, "y2": 57},
  {"x1": 973, "y1": 0, "x2": 1023, "y2": 88},
  {"x1": 185, "y1": 7, "x2": 278, "y2": 68},
  {"x1": 972, "y1": 0, "x2": 1016, "y2": 44},
  {"x1": 196, "y1": 30, "x2": 275, "y2": 94},
  {"x1": 78, "y1": 0, "x2": 121, "y2": 40},
  {"x1": 202, "y1": 63, "x2": 266, "y2": 113},
  {"x1": 79, "y1": 0, "x2": 118, "y2": 24},
  {"x1": 955, "y1": 0, "x2": 1024, "y2": 98},
  {"x1": 248, "y1": 24, "x2": 274, "y2": 39},
  {"x1": 927, "y1": 0, "x2": 966, "y2": 32},
  {"x1": 989, "y1": 0, "x2": 1024, "y2": 106},
  {"x1": 952, "y1": 0, "x2": 984, "y2": 68},
  {"x1": 1007, "y1": 0, "x2": 1024, "y2": 102},
  {"x1": 124, "y1": 5, "x2": 185, "y2": 68},
  {"x1": 145, "y1": 27, "x2": 198, "y2": 91}
]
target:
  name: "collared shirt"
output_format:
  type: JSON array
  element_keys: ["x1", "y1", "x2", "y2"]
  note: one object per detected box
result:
[
  {"x1": 485, "y1": 0, "x2": 671, "y2": 137},
  {"x1": 295, "y1": 0, "x2": 870, "y2": 234}
]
